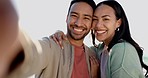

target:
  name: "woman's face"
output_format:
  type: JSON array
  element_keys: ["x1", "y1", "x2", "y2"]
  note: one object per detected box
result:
[{"x1": 92, "y1": 4, "x2": 121, "y2": 45}]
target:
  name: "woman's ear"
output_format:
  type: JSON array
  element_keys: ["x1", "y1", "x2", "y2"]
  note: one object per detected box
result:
[{"x1": 116, "y1": 18, "x2": 122, "y2": 28}]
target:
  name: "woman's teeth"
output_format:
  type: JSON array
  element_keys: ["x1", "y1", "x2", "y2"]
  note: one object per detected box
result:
[{"x1": 96, "y1": 30, "x2": 106, "y2": 34}]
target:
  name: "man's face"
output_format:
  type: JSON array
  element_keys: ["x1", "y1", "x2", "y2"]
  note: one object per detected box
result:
[{"x1": 66, "y1": 2, "x2": 93, "y2": 41}]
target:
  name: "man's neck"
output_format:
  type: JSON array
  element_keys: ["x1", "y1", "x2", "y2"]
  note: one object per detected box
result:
[{"x1": 67, "y1": 35, "x2": 84, "y2": 47}]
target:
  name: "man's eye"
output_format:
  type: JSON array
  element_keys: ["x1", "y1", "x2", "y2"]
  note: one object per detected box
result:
[
  {"x1": 93, "y1": 19, "x2": 98, "y2": 21},
  {"x1": 103, "y1": 18, "x2": 109, "y2": 21},
  {"x1": 84, "y1": 17, "x2": 90, "y2": 20},
  {"x1": 71, "y1": 14, "x2": 77, "y2": 17}
]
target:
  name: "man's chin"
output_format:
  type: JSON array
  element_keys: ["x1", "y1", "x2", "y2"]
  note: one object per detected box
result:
[{"x1": 71, "y1": 35, "x2": 85, "y2": 40}]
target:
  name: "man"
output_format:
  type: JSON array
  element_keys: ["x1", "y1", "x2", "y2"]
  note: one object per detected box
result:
[{"x1": 0, "y1": 0, "x2": 97, "y2": 78}]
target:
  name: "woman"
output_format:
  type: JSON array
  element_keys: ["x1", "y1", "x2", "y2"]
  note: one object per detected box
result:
[
  {"x1": 91, "y1": 0, "x2": 148, "y2": 78},
  {"x1": 51, "y1": 0, "x2": 148, "y2": 78}
]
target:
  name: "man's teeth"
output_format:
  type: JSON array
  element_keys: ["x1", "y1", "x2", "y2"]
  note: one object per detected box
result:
[
  {"x1": 74, "y1": 28, "x2": 83, "y2": 32},
  {"x1": 96, "y1": 31, "x2": 106, "y2": 34}
]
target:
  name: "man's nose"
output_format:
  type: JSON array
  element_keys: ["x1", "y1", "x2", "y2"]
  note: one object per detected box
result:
[{"x1": 74, "y1": 18, "x2": 83, "y2": 27}]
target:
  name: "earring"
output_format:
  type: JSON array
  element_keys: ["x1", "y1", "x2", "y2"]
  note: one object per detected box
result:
[{"x1": 117, "y1": 27, "x2": 119, "y2": 31}]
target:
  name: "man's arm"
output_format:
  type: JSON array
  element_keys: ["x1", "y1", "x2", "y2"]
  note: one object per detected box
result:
[
  {"x1": 0, "y1": 1, "x2": 22, "y2": 77},
  {"x1": 0, "y1": 0, "x2": 19, "y2": 52}
]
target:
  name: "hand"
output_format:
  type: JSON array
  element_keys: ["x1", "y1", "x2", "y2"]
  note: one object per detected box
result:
[
  {"x1": 50, "y1": 30, "x2": 67, "y2": 49},
  {"x1": 90, "y1": 56, "x2": 100, "y2": 78},
  {"x1": 0, "y1": 0, "x2": 19, "y2": 52},
  {"x1": 0, "y1": 1, "x2": 19, "y2": 77}
]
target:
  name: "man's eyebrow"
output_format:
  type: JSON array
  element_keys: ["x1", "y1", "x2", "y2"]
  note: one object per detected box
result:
[
  {"x1": 70, "y1": 11, "x2": 78, "y2": 15},
  {"x1": 70, "y1": 11, "x2": 92, "y2": 18}
]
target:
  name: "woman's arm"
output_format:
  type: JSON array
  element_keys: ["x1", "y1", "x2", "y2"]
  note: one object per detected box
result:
[{"x1": 50, "y1": 30, "x2": 67, "y2": 49}]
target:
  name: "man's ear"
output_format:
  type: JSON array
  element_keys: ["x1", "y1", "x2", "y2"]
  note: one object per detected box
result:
[
  {"x1": 66, "y1": 15, "x2": 68, "y2": 23},
  {"x1": 91, "y1": 21, "x2": 95, "y2": 30},
  {"x1": 91, "y1": 26, "x2": 94, "y2": 30}
]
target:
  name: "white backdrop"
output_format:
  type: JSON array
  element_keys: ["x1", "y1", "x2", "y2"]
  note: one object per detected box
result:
[{"x1": 13, "y1": 0, "x2": 148, "y2": 64}]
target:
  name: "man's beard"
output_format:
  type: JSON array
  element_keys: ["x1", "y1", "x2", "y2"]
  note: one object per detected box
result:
[{"x1": 67, "y1": 28, "x2": 89, "y2": 40}]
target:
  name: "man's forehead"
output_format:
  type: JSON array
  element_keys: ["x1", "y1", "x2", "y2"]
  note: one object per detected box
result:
[
  {"x1": 69, "y1": 2, "x2": 93, "y2": 15},
  {"x1": 71, "y1": 2, "x2": 93, "y2": 10}
]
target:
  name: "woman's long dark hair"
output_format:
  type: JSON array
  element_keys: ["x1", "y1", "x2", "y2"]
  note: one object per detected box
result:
[{"x1": 91, "y1": 0, "x2": 148, "y2": 76}]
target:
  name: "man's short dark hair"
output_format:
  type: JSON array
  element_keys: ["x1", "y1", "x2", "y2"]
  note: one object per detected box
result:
[{"x1": 68, "y1": 0, "x2": 96, "y2": 14}]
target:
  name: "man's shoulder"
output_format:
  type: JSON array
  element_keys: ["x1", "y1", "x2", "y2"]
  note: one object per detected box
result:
[
  {"x1": 41, "y1": 37, "x2": 72, "y2": 50},
  {"x1": 84, "y1": 45, "x2": 96, "y2": 56}
]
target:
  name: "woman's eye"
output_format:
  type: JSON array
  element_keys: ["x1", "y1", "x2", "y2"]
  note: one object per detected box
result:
[{"x1": 103, "y1": 18, "x2": 109, "y2": 21}]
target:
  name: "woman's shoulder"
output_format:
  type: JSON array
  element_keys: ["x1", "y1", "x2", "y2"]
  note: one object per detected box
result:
[
  {"x1": 111, "y1": 40, "x2": 138, "y2": 56},
  {"x1": 110, "y1": 40, "x2": 138, "y2": 60},
  {"x1": 110, "y1": 41, "x2": 144, "y2": 77},
  {"x1": 109, "y1": 40, "x2": 138, "y2": 65},
  {"x1": 112, "y1": 40, "x2": 136, "y2": 52}
]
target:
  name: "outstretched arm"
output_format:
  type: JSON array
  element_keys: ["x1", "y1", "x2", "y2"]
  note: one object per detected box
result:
[
  {"x1": 0, "y1": 0, "x2": 19, "y2": 53},
  {"x1": 0, "y1": 1, "x2": 22, "y2": 77}
]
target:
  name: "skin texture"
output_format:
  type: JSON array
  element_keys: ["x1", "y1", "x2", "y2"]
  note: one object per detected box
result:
[
  {"x1": 93, "y1": 4, "x2": 121, "y2": 46},
  {"x1": 66, "y1": 2, "x2": 99, "y2": 77},
  {"x1": 0, "y1": 0, "x2": 19, "y2": 52},
  {"x1": 66, "y1": 2, "x2": 93, "y2": 46},
  {"x1": 0, "y1": 1, "x2": 22, "y2": 78},
  {"x1": 50, "y1": 4, "x2": 122, "y2": 77},
  {"x1": 0, "y1": 1, "x2": 98, "y2": 78},
  {"x1": 51, "y1": 3, "x2": 122, "y2": 78},
  {"x1": 51, "y1": 2, "x2": 99, "y2": 78}
]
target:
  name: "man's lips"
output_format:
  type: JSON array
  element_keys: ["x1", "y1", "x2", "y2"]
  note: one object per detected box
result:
[{"x1": 74, "y1": 28, "x2": 83, "y2": 32}]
